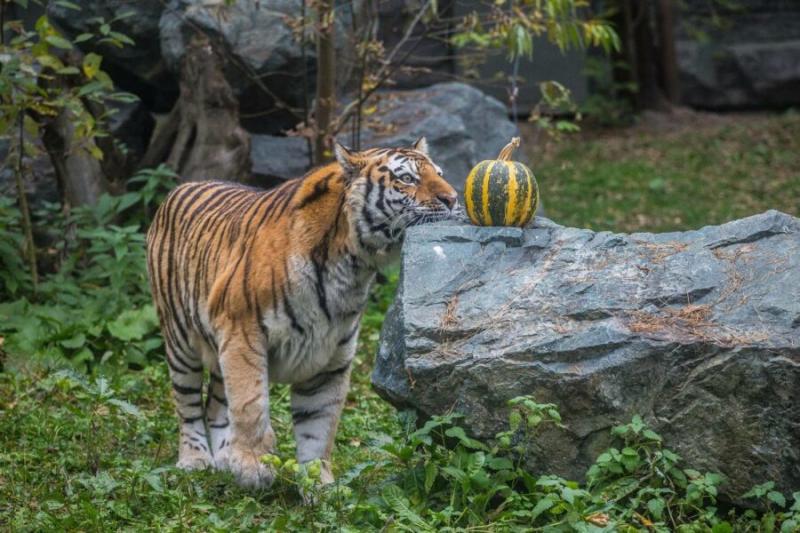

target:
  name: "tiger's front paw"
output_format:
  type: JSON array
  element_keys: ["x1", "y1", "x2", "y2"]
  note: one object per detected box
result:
[
  {"x1": 176, "y1": 448, "x2": 214, "y2": 471},
  {"x1": 226, "y1": 447, "x2": 275, "y2": 489},
  {"x1": 176, "y1": 457, "x2": 214, "y2": 471},
  {"x1": 212, "y1": 446, "x2": 232, "y2": 472}
]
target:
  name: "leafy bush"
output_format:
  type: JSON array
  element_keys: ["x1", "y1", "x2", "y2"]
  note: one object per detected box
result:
[
  {"x1": 0, "y1": 197, "x2": 31, "y2": 298},
  {"x1": 0, "y1": 165, "x2": 175, "y2": 370},
  {"x1": 262, "y1": 400, "x2": 800, "y2": 532}
]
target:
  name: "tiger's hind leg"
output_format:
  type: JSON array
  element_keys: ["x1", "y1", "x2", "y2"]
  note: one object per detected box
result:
[
  {"x1": 205, "y1": 360, "x2": 232, "y2": 469},
  {"x1": 290, "y1": 358, "x2": 354, "y2": 485},
  {"x1": 166, "y1": 339, "x2": 213, "y2": 470}
]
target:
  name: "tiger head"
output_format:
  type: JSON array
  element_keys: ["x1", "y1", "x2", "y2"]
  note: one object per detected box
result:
[{"x1": 335, "y1": 137, "x2": 459, "y2": 253}]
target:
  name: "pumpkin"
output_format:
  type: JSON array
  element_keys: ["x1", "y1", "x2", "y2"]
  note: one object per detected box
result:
[{"x1": 464, "y1": 137, "x2": 539, "y2": 227}]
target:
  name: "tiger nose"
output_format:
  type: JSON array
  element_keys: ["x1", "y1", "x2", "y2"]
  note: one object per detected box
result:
[{"x1": 437, "y1": 193, "x2": 457, "y2": 210}]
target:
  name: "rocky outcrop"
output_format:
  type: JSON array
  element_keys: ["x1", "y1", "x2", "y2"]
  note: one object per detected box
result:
[
  {"x1": 250, "y1": 83, "x2": 519, "y2": 192},
  {"x1": 47, "y1": 0, "x2": 175, "y2": 110},
  {"x1": 249, "y1": 135, "x2": 310, "y2": 188},
  {"x1": 160, "y1": 0, "x2": 361, "y2": 134},
  {"x1": 373, "y1": 211, "x2": 800, "y2": 500},
  {"x1": 677, "y1": 1, "x2": 800, "y2": 109}
]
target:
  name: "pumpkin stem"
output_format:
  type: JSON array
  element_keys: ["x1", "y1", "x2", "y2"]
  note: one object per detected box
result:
[{"x1": 497, "y1": 137, "x2": 521, "y2": 161}]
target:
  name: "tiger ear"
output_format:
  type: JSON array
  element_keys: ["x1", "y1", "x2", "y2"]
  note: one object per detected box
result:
[
  {"x1": 411, "y1": 136, "x2": 429, "y2": 155},
  {"x1": 334, "y1": 143, "x2": 360, "y2": 177}
]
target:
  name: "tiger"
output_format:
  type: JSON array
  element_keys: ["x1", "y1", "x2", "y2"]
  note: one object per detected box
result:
[{"x1": 146, "y1": 138, "x2": 458, "y2": 488}]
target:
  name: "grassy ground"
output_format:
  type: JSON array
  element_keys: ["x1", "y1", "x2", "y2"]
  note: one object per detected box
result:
[
  {"x1": 2, "y1": 111, "x2": 800, "y2": 531},
  {"x1": 528, "y1": 109, "x2": 800, "y2": 232},
  {"x1": 0, "y1": 286, "x2": 400, "y2": 531}
]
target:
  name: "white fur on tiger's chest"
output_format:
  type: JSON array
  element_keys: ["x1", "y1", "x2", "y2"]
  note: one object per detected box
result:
[{"x1": 263, "y1": 255, "x2": 374, "y2": 384}]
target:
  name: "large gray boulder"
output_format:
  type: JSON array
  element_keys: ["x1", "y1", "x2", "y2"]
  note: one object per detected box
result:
[
  {"x1": 250, "y1": 83, "x2": 518, "y2": 193},
  {"x1": 677, "y1": 1, "x2": 800, "y2": 108},
  {"x1": 678, "y1": 40, "x2": 800, "y2": 109},
  {"x1": 160, "y1": 0, "x2": 361, "y2": 134},
  {"x1": 359, "y1": 82, "x2": 518, "y2": 195},
  {"x1": 249, "y1": 134, "x2": 310, "y2": 187},
  {"x1": 373, "y1": 211, "x2": 800, "y2": 500}
]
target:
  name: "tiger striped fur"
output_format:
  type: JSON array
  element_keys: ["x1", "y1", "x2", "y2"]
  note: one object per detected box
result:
[{"x1": 146, "y1": 138, "x2": 457, "y2": 488}]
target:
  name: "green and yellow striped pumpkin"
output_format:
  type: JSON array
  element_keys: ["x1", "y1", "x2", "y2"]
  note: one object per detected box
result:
[{"x1": 464, "y1": 137, "x2": 539, "y2": 227}]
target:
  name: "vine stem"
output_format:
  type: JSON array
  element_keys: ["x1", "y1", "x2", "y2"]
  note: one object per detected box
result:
[
  {"x1": 496, "y1": 137, "x2": 521, "y2": 161},
  {"x1": 15, "y1": 111, "x2": 38, "y2": 290}
]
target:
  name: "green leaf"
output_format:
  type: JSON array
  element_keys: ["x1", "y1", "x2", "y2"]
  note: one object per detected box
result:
[
  {"x1": 82, "y1": 53, "x2": 102, "y2": 79},
  {"x1": 45, "y1": 35, "x2": 73, "y2": 49},
  {"x1": 109, "y1": 31, "x2": 135, "y2": 46},
  {"x1": 643, "y1": 429, "x2": 662, "y2": 441},
  {"x1": 107, "y1": 307, "x2": 157, "y2": 341},
  {"x1": 107, "y1": 398, "x2": 143, "y2": 419},
  {"x1": 424, "y1": 462, "x2": 437, "y2": 493},
  {"x1": 526, "y1": 414, "x2": 542, "y2": 428},
  {"x1": 56, "y1": 66, "x2": 80, "y2": 75},
  {"x1": 487, "y1": 457, "x2": 513, "y2": 471},
  {"x1": 72, "y1": 347, "x2": 94, "y2": 365},
  {"x1": 712, "y1": 522, "x2": 733, "y2": 533},
  {"x1": 77, "y1": 80, "x2": 107, "y2": 97},
  {"x1": 444, "y1": 426, "x2": 488, "y2": 450},
  {"x1": 790, "y1": 491, "x2": 800, "y2": 512},
  {"x1": 767, "y1": 491, "x2": 786, "y2": 508},
  {"x1": 75, "y1": 33, "x2": 94, "y2": 43},
  {"x1": 36, "y1": 53, "x2": 64, "y2": 71},
  {"x1": 647, "y1": 498, "x2": 665, "y2": 520},
  {"x1": 546, "y1": 408, "x2": 561, "y2": 422},
  {"x1": 143, "y1": 472, "x2": 163, "y2": 493},
  {"x1": 744, "y1": 481, "x2": 775, "y2": 499},
  {"x1": 60, "y1": 333, "x2": 86, "y2": 349},
  {"x1": 531, "y1": 497, "x2": 554, "y2": 519},
  {"x1": 684, "y1": 469, "x2": 702, "y2": 479},
  {"x1": 381, "y1": 485, "x2": 433, "y2": 532},
  {"x1": 55, "y1": 0, "x2": 81, "y2": 9}
]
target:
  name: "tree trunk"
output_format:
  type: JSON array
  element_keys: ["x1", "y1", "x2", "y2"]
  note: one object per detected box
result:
[
  {"x1": 42, "y1": 107, "x2": 111, "y2": 208},
  {"x1": 612, "y1": 0, "x2": 673, "y2": 112},
  {"x1": 314, "y1": 0, "x2": 337, "y2": 164},
  {"x1": 611, "y1": 0, "x2": 638, "y2": 107},
  {"x1": 656, "y1": 0, "x2": 680, "y2": 104},
  {"x1": 631, "y1": 1, "x2": 671, "y2": 111},
  {"x1": 142, "y1": 34, "x2": 251, "y2": 182}
]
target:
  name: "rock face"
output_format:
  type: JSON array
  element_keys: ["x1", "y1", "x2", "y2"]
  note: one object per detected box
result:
[
  {"x1": 47, "y1": 0, "x2": 175, "y2": 110},
  {"x1": 250, "y1": 83, "x2": 519, "y2": 192},
  {"x1": 677, "y1": 1, "x2": 800, "y2": 108},
  {"x1": 0, "y1": 140, "x2": 59, "y2": 207},
  {"x1": 160, "y1": 0, "x2": 360, "y2": 134},
  {"x1": 373, "y1": 211, "x2": 800, "y2": 500},
  {"x1": 249, "y1": 134, "x2": 310, "y2": 188},
  {"x1": 359, "y1": 83, "x2": 519, "y2": 195}
]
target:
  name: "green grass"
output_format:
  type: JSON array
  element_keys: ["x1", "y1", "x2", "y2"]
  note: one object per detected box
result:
[
  {"x1": 3, "y1": 112, "x2": 800, "y2": 531},
  {"x1": 0, "y1": 288, "x2": 401, "y2": 531},
  {"x1": 531, "y1": 111, "x2": 800, "y2": 232},
  {"x1": 0, "y1": 177, "x2": 404, "y2": 529}
]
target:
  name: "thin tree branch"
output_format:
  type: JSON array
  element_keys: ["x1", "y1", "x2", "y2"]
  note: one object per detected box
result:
[{"x1": 334, "y1": 0, "x2": 434, "y2": 136}]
